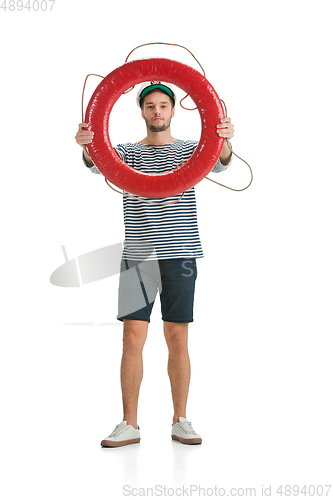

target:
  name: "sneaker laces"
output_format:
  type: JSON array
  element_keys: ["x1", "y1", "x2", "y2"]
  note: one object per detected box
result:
[
  {"x1": 108, "y1": 422, "x2": 129, "y2": 438},
  {"x1": 179, "y1": 420, "x2": 196, "y2": 435}
]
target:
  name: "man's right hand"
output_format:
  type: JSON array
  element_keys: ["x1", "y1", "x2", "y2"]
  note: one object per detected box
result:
[
  {"x1": 75, "y1": 123, "x2": 95, "y2": 148},
  {"x1": 76, "y1": 123, "x2": 95, "y2": 166}
]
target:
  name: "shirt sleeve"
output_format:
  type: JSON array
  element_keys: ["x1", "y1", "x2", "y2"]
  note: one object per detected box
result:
[
  {"x1": 211, "y1": 153, "x2": 233, "y2": 173},
  {"x1": 82, "y1": 151, "x2": 101, "y2": 174},
  {"x1": 82, "y1": 145, "x2": 125, "y2": 174},
  {"x1": 191, "y1": 140, "x2": 232, "y2": 173}
]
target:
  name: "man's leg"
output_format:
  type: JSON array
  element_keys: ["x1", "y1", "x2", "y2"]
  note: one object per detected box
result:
[
  {"x1": 121, "y1": 319, "x2": 149, "y2": 429},
  {"x1": 163, "y1": 321, "x2": 190, "y2": 425}
]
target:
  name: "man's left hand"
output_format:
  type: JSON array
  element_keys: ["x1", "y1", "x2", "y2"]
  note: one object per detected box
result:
[
  {"x1": 216, "y1": 117, "x2": 234, "y2": 164},
  {"x1": 216, "y1": 117, "x2": 234, "y2": 139}
]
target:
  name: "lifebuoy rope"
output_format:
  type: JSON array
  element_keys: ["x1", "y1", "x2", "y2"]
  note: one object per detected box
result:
[
  {"x1": 125, "y1": 42, "x2": 206, "y2": 112},
  {"x1": 81, "y1": 43, "x2": 253, "y2": 200}
]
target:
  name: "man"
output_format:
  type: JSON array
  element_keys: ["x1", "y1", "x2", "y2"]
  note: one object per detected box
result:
[{"x1": 75, "y1": 81, "x2": 234, "y2": 447}]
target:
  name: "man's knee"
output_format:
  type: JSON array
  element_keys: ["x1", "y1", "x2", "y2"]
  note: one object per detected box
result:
[
  {"x1": 164, "y1": 322, "x2": 189, "y2": 353},
  {"x1": 122, "y1": 320, "x2": 148, "y2": 353}
]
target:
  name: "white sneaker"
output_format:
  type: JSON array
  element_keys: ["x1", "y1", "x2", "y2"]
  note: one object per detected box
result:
[
  {"x1": 101, "y1": 420, "x2": 140, "y2": 447},
  {"x1": 171, "y1": 417, "x2": 202, "y2": 445}
]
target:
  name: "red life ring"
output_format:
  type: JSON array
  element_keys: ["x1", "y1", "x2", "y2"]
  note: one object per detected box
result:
[{"x1": 85, "y1": 58, "x2": 225, "y2": 198}]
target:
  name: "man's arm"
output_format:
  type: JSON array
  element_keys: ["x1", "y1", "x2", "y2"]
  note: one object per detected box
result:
[
  {"x1": 76, "y1": 122, "x2": 103, "y2": 173},
  {"x1": 216, "y1": 117, "x2": 234, "y2": 165},
  {"x1": 82, "y1": 148, "x2": 94, "y2": 168},
  {"x1": 75, "y1": 122, "x2": 95, "y2": 167},
  {"x1": 219, "y1": 138, "x2": 233, "y2": 165}
]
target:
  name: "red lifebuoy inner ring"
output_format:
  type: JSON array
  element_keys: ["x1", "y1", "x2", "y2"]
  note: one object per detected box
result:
[{"x1": 85, "y1": 58, "x2": 224, "y2": 198}]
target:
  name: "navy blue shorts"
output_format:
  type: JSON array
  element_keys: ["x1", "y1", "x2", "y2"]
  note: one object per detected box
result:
[{"x1": 117, "y1": 258, "x2": 197, "y2": 323}]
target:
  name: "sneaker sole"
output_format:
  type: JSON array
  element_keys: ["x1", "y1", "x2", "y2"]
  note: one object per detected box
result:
[
  {"x1": 172, "y1": 434, "x2": 202, "y2": 445},
  {"x1": 101, "y1": 438, "x2": 140, "y2": 447}
]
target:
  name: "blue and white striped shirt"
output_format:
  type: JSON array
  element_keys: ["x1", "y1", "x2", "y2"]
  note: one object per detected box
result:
[{"x1": 86, "y1": 140, "x2": 231, "y2": 260}]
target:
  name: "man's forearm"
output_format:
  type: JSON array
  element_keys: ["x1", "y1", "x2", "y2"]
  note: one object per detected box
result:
[
  {"x1": 219, "y1": 139, "x2": 232, "y2": 165},
  {"x1": 83, "y1": 148, "x2": 94, "y2": 167}
]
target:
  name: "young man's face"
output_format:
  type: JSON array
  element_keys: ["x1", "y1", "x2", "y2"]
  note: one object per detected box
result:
[{"x1": 141, "y1": 91, "x2": 175, "y2": 132}]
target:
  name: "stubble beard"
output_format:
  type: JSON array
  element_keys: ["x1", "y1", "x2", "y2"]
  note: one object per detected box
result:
[{"x1": 144, "y1": 116, "x2": 172, "y2": 133}]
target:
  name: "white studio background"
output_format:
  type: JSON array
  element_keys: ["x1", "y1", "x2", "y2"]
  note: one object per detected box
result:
[{"x1": 1, "y1": 0, "x2": 332, "y2": 498}]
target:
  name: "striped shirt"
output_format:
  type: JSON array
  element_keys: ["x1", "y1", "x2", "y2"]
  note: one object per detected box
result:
[{"x1": 86, "y1": 140, "x2": 231, "y2": 260}]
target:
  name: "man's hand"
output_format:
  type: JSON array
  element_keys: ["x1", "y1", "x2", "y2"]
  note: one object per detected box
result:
[
  {"x1": 75, "y1": 123, "x2": 95, "y2": 148},
  {"x1": 75, "y1": 123, "x2": 95, "y2": 166},
  {"x1": 216, "y1": 117, "x2": 234, "y2": 139},
  {"x1": 216, "y1": 117, "x2": 234, "y2": 164}
]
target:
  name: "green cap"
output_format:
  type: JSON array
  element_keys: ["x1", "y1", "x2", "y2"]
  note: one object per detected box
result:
[{"x1": 138, "y1": 82, "x2": 176, "y2": 106}]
